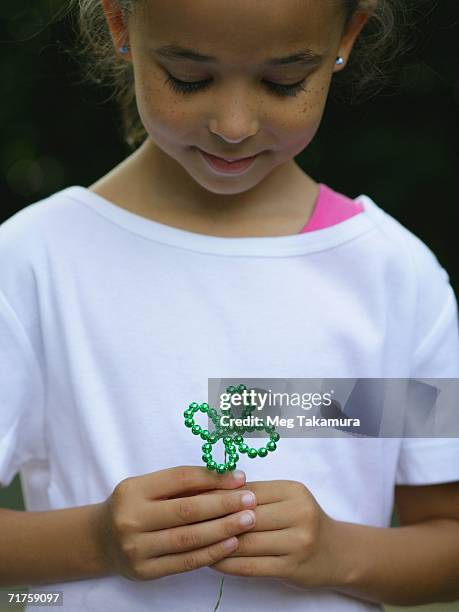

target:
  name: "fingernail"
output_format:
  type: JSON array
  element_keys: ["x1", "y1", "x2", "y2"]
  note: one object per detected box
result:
[
  {"x1": 232, "y1": 470, "x2": 246, "y2": 482},
  {"x1": 241, "y1": 492, "x2": 256, "y2": 507},
  {"x1": 239, "y1": 511, "x2": 255, "y2": 526},
  {"x1": 223, "y1": 537, "x2": 238, "y2": 549}
]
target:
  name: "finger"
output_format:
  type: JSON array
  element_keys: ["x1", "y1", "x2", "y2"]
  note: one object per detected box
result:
[
  {"x1": 202, "y1": 481, "x2": 285, "y2": 504},
  {"x1": 225, "y1": 528, "x2": 294, "y2": 557},
  {"x1": 141, "y1": 488, "x2": 257, "y2": 531},
  {"x1": 200, "y1": 483, "x2": 283, "y2": 504},
  {"x1": 210, "y1": 555, "x2": 288, "y2": 578},
  {"x1": 243, "y1": 500, "x2": 293, "y2": 532},
  {"x1": 184, "y1": 498, "x2": 292, "y2": 533},
  {"x1": 140, "y1": 536, "x2": 241, "y2": 578},
  {"x1": 239, "y1": 480, "x2": 303, "y2": 504},
  {"x1": 138, "y1": 465, "x2": 246, "y2": 500},
  {"x1": 146, "y1": 509, "x2": 257, "y2": 556}
]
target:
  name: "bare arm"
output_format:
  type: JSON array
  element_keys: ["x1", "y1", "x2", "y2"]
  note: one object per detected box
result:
[
  {"x1": 328, "y1": 515, "x2": 459, "y2": 606},
  {"x1": 0, "y1": 466, "x2": 254, "y2": 587},
  {"x1": 326, "y1": 482, "x2": 459, "y2": 606},
  {"x1": 0, "y1": 504, "x2": 110, "y2": 587}
]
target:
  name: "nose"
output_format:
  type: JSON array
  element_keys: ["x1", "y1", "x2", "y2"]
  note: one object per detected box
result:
[
  {"x1": 208, "y1": 86, "x2": 259, "y2": 143},
  {"x1": 209, "y1": 118, "x2": 259, "y2": 144}
]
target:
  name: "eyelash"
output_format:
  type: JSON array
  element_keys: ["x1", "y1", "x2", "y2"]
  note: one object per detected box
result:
[{"x1": 164, "y1": 74, "x2": 307, "y2": 98}]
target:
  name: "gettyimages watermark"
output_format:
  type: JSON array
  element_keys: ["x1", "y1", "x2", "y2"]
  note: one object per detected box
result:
[{"x1": 207, "y1": 378, "x2": 459, "y2": 438}]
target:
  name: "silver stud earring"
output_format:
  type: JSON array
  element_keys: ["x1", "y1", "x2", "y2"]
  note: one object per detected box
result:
[
  {"x1": 119, "y1": 45, "x2": 130, "y2": 54},
  {"x1": 335, "y1": 56, "x2": 344, "y2": 65}
]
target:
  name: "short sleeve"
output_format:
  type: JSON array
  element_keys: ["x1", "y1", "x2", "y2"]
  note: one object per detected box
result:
[
  {"x1": 395, "y1": 438, "x2": 459, "y2": 485},
  {"x1": 0, "y1": 290, "x2": 46, "y2": 488},
  {"x1": 395, "y1": 239, "x2": 459, "y2": 485}
]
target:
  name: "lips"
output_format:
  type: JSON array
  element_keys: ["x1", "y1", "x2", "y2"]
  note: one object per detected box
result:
[
  {"x1": 202, "y1": 150, "x2": 256, "y2": 162},
  {"x1": 199, "y1": 149, "x2": 260, "y2": 174}
]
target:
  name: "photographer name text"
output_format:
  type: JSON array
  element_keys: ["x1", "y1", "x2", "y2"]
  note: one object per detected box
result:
[{"x1": 219, "y1": 414, "x2": 361, "y2": 429}]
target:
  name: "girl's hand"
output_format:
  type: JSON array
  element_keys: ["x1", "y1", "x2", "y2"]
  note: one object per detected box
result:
[
  {"x1": 208, "y1": 480, "x2": 339, "y2": 590},
  {"x1": 96, "y1": 466, "x2": 258, "y2": 581}
]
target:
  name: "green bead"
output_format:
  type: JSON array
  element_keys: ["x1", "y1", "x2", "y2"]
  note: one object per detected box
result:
[
  {"x1": 206, "y1": 460, "x2": 217, "y2": 471},
  {"x1": 189, "y1": 402, "x2": 199, "y2": 410},
  {"x1": 265, "y1": 425, "x2": 275, "y2": 433},
  {"x1": 208, "y1": 408, "x2": 217, "y2": 419},
  {"x1": 226, "y1": 462, "x2": 236, "y2": 471},
  {"x1": 270, "y1": 432, "x2": 280, "y2": 442},
  {"x1": 255, "y1": 423, "x2": 265, "y2": 431},
  {"x1": 247, "y1": 448, "x2": 258, "y2": 458},
  {"x1": 245, "y1": 425, "x2": 255, "y2": 432},
  {"x1": 223, "y1": 436, "x2": 233, "y2": 445},
  {"x1": 237, "y1": 384, "x2": 246, "y2": 392},
  {"x1": 267, "y1": 441, "x2": 277, "y2": 451},
  {"x1": 184, "y1": 418, "x2": 194, "y2": 428},
  {"x1": 200, "y1": 429, "x2": 210, "y2": 440},
  {"x1": 228, "y1": 452, "x2": 239, "y2": 462},
  {"x1": 226, "y1": 386, "x2": 236, "y2": 393},
  {"x1": 202, "y1": 453, "x2": 212, "y2": 463},
  {"x1": 257, "y1": 447, "x2": 268, "y2": 457},
  {"x1": 238, "y1": 443, "x2": 248, "y2": 454},
  {"x1": 202, "y1": 442, "x2": 212, "y2": 453},
  {"x1": 200, "y1": 402, "x2": 209, "y2": 410},
  {"x1": 216, "y1": 464, "x2": 226, "y2": 474},
  {"x1": 191, "y1": 424, "x2": 202, "y2": 435},
  {"x1": 184, "y1": 409, "x2": 193, "y2": 418},
  {"x1": 233, "y1": 435, "x2": 243, "y2": 445},
  {"x1": 208, "y1": 433, "x2": 219, "y2": 444}
]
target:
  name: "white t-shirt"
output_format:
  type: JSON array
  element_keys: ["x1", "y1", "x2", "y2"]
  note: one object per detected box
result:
[{"x1": 1, "y1": 185, "x2": 458, "y2": 611}]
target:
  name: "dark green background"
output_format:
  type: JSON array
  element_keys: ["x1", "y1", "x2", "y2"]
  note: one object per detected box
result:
[{"x1": 0, "y1": 1, "x2": 458, "y2": 609}]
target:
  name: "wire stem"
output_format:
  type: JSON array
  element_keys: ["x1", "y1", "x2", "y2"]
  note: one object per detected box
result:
[{"x1": 213, "y1": 448, "x2": 227, "y2": 612}]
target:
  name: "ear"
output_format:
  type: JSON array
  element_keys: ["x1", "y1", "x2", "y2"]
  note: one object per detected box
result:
[
  {"x1": 334, "y1": 4, "x2": 376, "y2": 72},
  {"x1": 101, "y1": 0, "x2": 131, "y2": 60}
]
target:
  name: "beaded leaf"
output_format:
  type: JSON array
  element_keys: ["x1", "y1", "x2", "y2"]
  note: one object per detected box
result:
[{"x1": 184, "y1": 383, "x2": 280, "y2": 473}]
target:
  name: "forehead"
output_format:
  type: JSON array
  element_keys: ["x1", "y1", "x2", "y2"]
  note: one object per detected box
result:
[{"x1": 133, "y1": 0, "x2": 343, "y2": 64}]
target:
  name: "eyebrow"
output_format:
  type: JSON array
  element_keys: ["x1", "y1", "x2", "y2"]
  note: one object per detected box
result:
[{"x1": 153, "y1": 44, "x2": 324, "y2": 66}]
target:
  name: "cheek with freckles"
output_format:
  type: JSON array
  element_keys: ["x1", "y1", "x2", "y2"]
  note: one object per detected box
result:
[
  {"x1": 273, "y1": 73, "x2": 333, "y2": 160},
  {"x1": 133, "y1": 55, "x2": 333, "y2": 162},
  {"x1": 134, "y1": 72, "x2": 194, "y2": 151}
]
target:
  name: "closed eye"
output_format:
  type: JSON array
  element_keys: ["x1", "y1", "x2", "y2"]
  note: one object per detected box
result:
[{"x1": 164, "y1": 74, "x2": 307, "y2": 98}]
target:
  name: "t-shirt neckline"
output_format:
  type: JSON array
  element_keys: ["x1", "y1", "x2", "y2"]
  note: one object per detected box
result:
[{"x1": 60, "y1": 185, "x2": 381, "y2": 257}]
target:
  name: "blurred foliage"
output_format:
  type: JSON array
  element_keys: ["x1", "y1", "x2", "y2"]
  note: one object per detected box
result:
[
  {"x1": 0, "y1": 474, "x2": 23, "y2": 510},
  {"x1": 0, "y1": 4, "x2": 458, "y2": 606}
]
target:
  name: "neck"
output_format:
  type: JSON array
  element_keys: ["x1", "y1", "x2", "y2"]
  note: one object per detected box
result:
[
  {"x1": 89, "y1": 137, "x2": 319, "y2": 237},
  {"x1": 135, "y1": 138, "x2": 315, "y2": 223}
]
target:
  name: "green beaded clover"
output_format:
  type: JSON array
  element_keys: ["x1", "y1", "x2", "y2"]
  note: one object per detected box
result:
[{"x1": 184, "y1": 383, "x2": 280, "y2": 473}]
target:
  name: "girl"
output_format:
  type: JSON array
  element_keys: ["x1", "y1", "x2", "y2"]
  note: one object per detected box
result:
[{"x1": 1, "y1": 1, "x2": 459, "y2": 611}]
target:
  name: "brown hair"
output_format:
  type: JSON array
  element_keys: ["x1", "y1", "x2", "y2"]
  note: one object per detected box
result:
[{"x1": 65, "y1": 0, "x2": 422, "y2": 150}]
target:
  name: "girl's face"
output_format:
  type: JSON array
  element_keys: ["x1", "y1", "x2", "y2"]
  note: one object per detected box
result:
[{"x1": 104, "y1": 0, "x2": 370, "y2": 201}]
